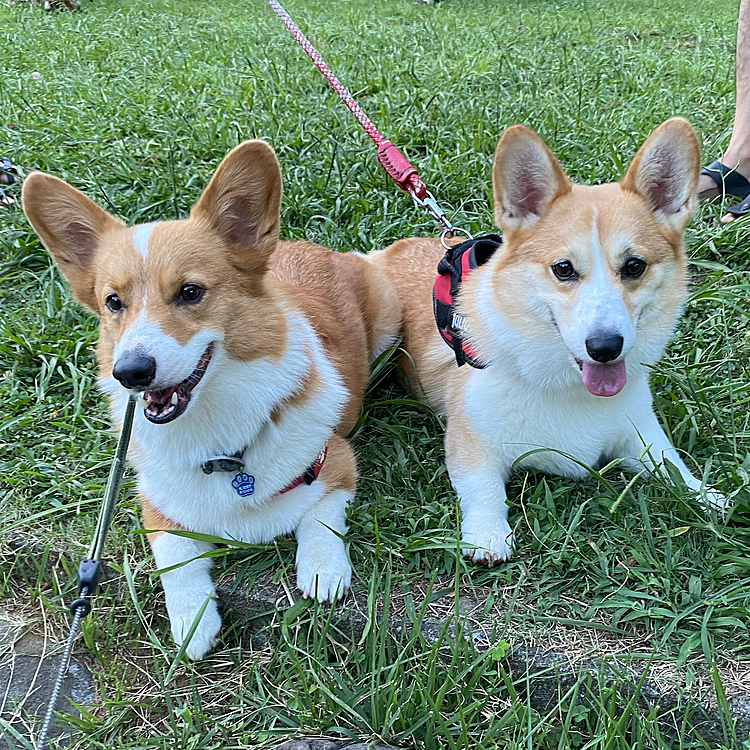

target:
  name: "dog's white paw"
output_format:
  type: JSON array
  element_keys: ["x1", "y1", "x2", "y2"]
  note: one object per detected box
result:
[
  {"x1": 296, "y1": 545, "x2": 352, "y2": 603},
  {"x1": 462, "y1": 518, "x2": 514, "y2": 566},
  {"x1": 168, "y1": 596, "x2": 222, "y2": 661}
]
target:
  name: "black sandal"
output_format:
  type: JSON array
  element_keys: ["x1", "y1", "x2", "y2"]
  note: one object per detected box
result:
[
  {"x1": 0, "y1": 157, "x2": 19, "y2": 187},
  {"x1": 0, "y1": 157, "x2": 20, "y2": 206},
  {"x1": 726, "y1": 193, "x2": 750, "y2": 218},
  {"x1": 700, "y1": 160, "x2": 750, "y2": 201}
]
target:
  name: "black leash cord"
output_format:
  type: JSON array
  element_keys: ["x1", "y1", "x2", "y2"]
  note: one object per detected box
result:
[
  {"x1": 35, "y1": 604, "x2": 84, "y2": 750},
  {"x1": 36, "y1": 395, "x2": 137, "y2": 750}
]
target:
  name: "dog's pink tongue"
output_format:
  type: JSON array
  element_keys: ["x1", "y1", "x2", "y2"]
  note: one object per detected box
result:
[{"x1": 581, "y1": 360, "x2": 627, "y2": 397}]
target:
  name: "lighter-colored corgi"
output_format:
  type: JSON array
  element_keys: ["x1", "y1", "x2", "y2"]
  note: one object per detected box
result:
[
  {"x1": 375, "y1": 118, "x2": 726, "y2": 566},
  {"x1": 23, "y1": 140, "x2": 400, "y2": 659}
]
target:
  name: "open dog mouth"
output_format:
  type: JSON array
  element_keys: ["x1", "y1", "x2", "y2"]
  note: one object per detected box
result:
[
  {"x1": 573, "y1": 356, "x2": 627, "y2": 397},
  {"x1": 552, "y1": 315, "x2": 627, "y2": 398},
  {"x1": 141, "y1": 344, "x2": 214, "y2": 424}
]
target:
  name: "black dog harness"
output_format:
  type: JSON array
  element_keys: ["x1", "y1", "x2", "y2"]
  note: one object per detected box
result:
[{"x1": 432, "y1": 233, "x2": 503, "y2": 368}]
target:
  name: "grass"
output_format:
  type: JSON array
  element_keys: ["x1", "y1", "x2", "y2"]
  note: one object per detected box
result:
[{"x1": 1, "y1": 0, "x2": 750, "y2": 747}]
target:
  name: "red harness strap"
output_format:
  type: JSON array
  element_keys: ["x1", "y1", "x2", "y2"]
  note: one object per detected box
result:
[
  {"x1": 433, "y1": 234, "x2": 503, "y2": 368},
  {"x1": 277, "y1": 443, "x2": 328, "y2": 495}
]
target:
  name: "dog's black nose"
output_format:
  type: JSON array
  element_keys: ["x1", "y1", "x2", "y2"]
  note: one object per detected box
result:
[
  {"x1": 585, "y1": 334, "x2": 624, "y2": 363},
  {"x1": 112, "y1": 350, "x2": 157, "y2": 389}
]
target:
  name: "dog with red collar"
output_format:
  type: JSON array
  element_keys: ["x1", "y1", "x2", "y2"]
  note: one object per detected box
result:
[
  {"x1": 23, "y1": 140, "x2": 400, "y2": 659},
  {"x1": 374, "y1": 118, "x2": 726, "y2": 566}
]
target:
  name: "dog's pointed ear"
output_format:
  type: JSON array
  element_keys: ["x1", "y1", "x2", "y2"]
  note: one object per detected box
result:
[
  {"x1": 492, "y1": 125, "x2": 571, "y2": 235},
  {"x1": 22, "y1": 172, "x2": 125, "y2": 311},
  {"x1": 620, "y1": 117, "x2": 700, "y2": 232},
  {"x1": 191, "y1": 140, "x2": 282, "y2": 269}
]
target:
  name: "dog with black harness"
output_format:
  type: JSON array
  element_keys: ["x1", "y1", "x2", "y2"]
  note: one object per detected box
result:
[{"x1": 373, "y1": 117, "x2": 727, "y2": 566}]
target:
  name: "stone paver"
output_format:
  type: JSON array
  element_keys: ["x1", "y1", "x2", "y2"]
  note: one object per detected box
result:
[{"x1": 0, "y1": 610, "x2": 94, "y2": 749}]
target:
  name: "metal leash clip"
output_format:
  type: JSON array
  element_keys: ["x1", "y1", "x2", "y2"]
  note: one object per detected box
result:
[{"x1": 410, "y1": 188, "x2": 473, "y2": 248}]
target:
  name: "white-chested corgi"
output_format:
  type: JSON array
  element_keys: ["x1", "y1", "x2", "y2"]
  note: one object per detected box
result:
[
  {"x1": 23, "y1": 140, "x2": 400, "y2": 659},
  {"x1": 374, "y1": 118, "x2": 726, "y2": 566}
]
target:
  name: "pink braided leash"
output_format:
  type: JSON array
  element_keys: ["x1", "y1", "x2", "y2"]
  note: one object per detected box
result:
[{"x1": 266, "y1": 0, "x2": 428, "y2": 200}]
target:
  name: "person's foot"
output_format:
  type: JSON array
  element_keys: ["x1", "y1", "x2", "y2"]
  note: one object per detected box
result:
[{"x1": 698, "y1": 154, "x2": 750, "y2": 223}]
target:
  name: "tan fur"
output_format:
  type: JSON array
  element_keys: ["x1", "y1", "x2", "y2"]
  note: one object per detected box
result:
[
  {"x1": 142, "y1": 495, "x2": 184, "y2": 544},
  {"x1": 492, "y1": 124, "x2": 572, "y2": 236},
  {"x1": 471, "y1": 183, "x2": 688, "y2": 348},
  {"x1": 22, "y1": 141, "x2": 396, "y2": 440},
  {"x1": 269, "y1": 355, "x2": 320, "y2": 426},
  {"x1": 22, "y1": 173, "x2": 125, "y2": 310},
  {"x1": 269, "y1": 243, "x2": 384, "y2": 434},
  {"x1": 317, "y1": 434, "x2": 357, "y2": 493},
  {"x1": 23, "y1": 138, "x2": 400, "y2": 558},
  {"x1": 370, "y1": 238, "x2": 454, "y2": 412}
]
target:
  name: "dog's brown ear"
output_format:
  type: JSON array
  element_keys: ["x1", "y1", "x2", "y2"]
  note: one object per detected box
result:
[
  {"x1": 191, "y1": 140, "x2": 281, "y2": 271},
  {"x1": 22, "y1": 173, "x2": 125, "y2": 311},
  {"x1": 620, "y1": 117, "x2": 700, "y2": 233},
  {"x1": 492, "y1": 125, "x2": 571, "y2": 236}
]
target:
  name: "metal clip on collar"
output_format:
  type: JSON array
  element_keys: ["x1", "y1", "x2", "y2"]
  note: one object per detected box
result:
[{"x1": 410, "y1": 188, "x2": 472, "y2": 249}]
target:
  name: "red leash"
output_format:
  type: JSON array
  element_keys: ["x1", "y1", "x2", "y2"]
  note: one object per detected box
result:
[{"x1": 265, "y1": 0, "x2": 468, "y2": 241}]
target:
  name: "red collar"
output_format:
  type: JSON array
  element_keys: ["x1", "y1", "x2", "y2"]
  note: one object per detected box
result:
[{"x1": 277, "y1": 443, "x2": 328, "y2": 495}]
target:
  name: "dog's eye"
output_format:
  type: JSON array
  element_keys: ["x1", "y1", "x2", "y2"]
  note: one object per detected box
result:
[
  {"x1": 552, "y1": 260, "x2": 577, "y2": 281},
  {"x1": 178, "y1": 284, "x2": 204, "y2": 304},
  {"x1": 105, "y1": 294, "x2": 123, "y2": 312},
  {"x1": 622, "y1": 257, "x2": 647, "y2": 279}
]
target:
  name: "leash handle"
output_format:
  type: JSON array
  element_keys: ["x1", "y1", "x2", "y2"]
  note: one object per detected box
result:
[
  {"x1": 88, "y1": 394, "x2": 136, "y2": 561},
  {"x1": 36, "y1": 395, "x2": 137, "y2": 750},
  {"x1": 265, "y1": 0, "x2": 471, "y2": 234}
]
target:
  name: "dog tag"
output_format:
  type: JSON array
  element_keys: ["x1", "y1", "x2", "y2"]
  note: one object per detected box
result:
[{"x1": 231, "y1": 472, "x2": 255, "y2": 497}]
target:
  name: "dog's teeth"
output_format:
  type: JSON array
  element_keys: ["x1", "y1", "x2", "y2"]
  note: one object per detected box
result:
[{"x1": 170, "y1": 392, "x2": 178, "y2": 406}]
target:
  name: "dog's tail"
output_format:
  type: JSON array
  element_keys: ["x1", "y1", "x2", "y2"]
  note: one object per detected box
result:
[{"x1": 346, "y1": 250, "x2": 402, "y2": 362}]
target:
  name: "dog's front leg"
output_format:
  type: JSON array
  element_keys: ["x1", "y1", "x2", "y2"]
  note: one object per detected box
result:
[
  {"x1": 445, "y1": 411, "x2": 514, "y2": 565},
  {"x1": 295, "y1": 435, "x2": 354, "y2": 602},
  {"x1": 143, "y1": 497, "x2": 221, "y2": 660},
  {"x1": 616, "y1": 408, "x2": 727, "y2": 511}
]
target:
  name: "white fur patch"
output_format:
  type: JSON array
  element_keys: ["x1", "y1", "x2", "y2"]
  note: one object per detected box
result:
[
  {"x1": 133, "y1": 223, "x2": 154, "y2": 259},
  {"x1": 110, "y1": 310, "x2": 216, "y2": 393},
  {"x1": 151, "y1": 532, "x2": 220, "y2": 660},
  {"x1": 295, "y1": 487, "x2": 352, "y2": 601}
]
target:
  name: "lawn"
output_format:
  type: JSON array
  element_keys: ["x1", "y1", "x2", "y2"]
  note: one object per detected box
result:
[{"x1": 1, "y1": 0, "x2": 749, "y2": 748}]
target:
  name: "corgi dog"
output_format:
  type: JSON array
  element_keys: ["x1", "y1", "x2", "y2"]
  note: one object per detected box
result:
[
  {"x1": 23, "y1": 140, "x2": 400, "y2": 659},
  {"x1": 374, "y1": 118, "x2": 726, "y2": 566}
]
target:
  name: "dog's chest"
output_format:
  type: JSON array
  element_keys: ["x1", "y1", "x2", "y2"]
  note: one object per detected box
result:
[
  {"x1": 140, "y1": 459, "x2": 325, "y2": 543},
  {"x1": 464, "y1": 370, "x2": 650, "y2": 479},
  {"x1": 131, "y1": 376, "x2": 344, "y2": 539}
]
